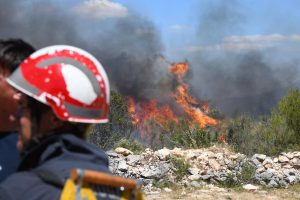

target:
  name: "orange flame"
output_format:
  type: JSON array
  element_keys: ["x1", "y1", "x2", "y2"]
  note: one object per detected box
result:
[
  {"x1": 128, "y1": 97, "x2": 178, "y2": 137},
  {"x1": 128, "y1": 97, "x2": 139, "y2": 125},
  {"x1": 127, "y1": 61, "x2": 219, "y2": 137},
  {"x1": 171, "y1": 62, "x2": 219, "y2": 128}
]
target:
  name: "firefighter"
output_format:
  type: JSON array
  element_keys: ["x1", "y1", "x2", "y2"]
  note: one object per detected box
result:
[
  {"x1": 0, "y1": 45, "x2": 111, "y2": 199},
  {"x1": 0, "y1": 39, "x2": 35, "y2": 182}
]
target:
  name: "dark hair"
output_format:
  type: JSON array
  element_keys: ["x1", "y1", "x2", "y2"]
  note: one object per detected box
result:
[{"x1": 0, "y1": 39, "x2": 35, "y2": 72}]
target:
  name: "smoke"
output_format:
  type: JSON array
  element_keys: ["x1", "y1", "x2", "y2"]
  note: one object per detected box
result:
[
  {"x1": 1, "y1": 0, "x2": 299, "y2": 117},
  {"x1": 0, "y1": 0, "x2": 169, "y2": 101},
  {"x1": 196, "y1": 0, "x2": 245, "y2": 45},
  {"x1": 187, "y1": 0, "x2": 300, "y2": 117}
]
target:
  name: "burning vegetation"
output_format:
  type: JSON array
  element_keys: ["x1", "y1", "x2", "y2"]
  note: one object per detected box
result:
[{"x1": 127, "y1": 61, "x2": 219, "y2": 138}]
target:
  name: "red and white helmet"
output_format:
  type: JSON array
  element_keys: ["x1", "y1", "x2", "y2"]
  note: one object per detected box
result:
[{"x1": 7, "y1": 45, "x2": 110, "y2": 123}]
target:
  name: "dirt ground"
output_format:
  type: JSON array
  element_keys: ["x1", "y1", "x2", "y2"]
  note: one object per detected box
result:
[{"x1": 146, "y1": 184, "x2": 300, "y2": 200}]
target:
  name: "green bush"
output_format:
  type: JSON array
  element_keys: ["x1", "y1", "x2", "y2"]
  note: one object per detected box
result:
[
  {"x1": 238, "y1": 162, "x2": 256, "y2": 184},
  {"x1": 226, "y1": 89, "x2": 300, "y2": 156},
  {"x1": 168, "y1": 119, "x2": 219, "y2": 149},
  {"x1": 277, "y1": 88, "x2": 300, "y2": 138},
  {"x1": 87, "y1": 91, "x2": 134, "y2": 150},
  {"x1": 169, "y1": 155, "x2": 190, "y2": 181},
  {"x1": 224, "y1": 115, "x2": 258, "y2": 155}
]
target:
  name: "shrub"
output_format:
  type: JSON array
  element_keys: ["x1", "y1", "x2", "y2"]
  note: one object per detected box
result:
[
  {"x1": 169, "y1": 155, "x2": 190, "y2": 181},
  {"x1": 238, "y1": 162, "x2": 256, "y2": 184},
  {"x1": 224, "y1": 115, "x2": 258, "y2": 155},
  {"x1": 87, "y1": 91, "x2": 134, "y2": 150},
  {"x1": 169, "y1": 120, "x2": 218, "y2": 149},
  {"x1": 277, "y1": 88, "x2": 300, "y2": 138},
  {"x1": 225, "y1": 89, "x2": 300, "y2": 156}
]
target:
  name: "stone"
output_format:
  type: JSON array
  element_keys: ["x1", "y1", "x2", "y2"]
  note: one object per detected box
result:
[
  {"x1": 288, "y1": 176, "x2": 297, "y2": 184},
  {"x1": 242, "y1": 184, "x2": 259, "y2": 191},
  {"x1": 115, "y1": 147, "x2": 133, "y2": 156},
  {"x1": 163, "y1": 187, "x2": 172, "y2": 192},
  {"x1": 260, "y1": 171, "x2": 273, "y2": 180},
  {"x1": 293, "y1": 152, "x2": 300, "y2": 158},
  {"x1": 118, "y1": 160, "x2": 128, "y2": 172},
  {"x1": 256, "y1": 167, "x2": 265, "y2": 173},
  {"x1": 253, "y1": 154, "x2": 266, "y2": 161},
  {"x1": 207, "y1": 151, "x2": 216, "y2": 158},
  {"x1": 291, "y1": 158, "x2": 299, "y2": 164},
  {"x1": 209, "y1": 159, "x2": 221, "y2": 170},
  {"x1": 186, "y1": 151, "x2": 197, "y2": 159},
  {"x1": 188, "y1": 167, "x2": 200, "y2": 175},
  {"x1": 140, "y1": 164, "x2": 170, "y2": 179},
  {"x1": 155, "y1": 148, "x2": 170, "y2": 161},
  {"x1": 188, "y1": 174, "x2": 201, "y2": 181},
  {"x1": 268, "y1": 179, "x2": 278, "y2": 187},
  {"x1": 126, "y1": 155, "x2": 144, "y2": 165},
  {"x1": 190, "y1": 181, "x2": 201, "y2": 188},
  {"x1": 278, "y1": 155, "x2": 289, "y2": 163},
  {"x1": 264, "y1": 163, "x2": 273, "y2": 169},
  {"x1": 201, "y1": 175, "x2": 212, "y2": 180},
  {"x1": 282, "y1": 164, "x2": 292, "y2": 169},
  {"x1": 279, "y1": 180, "x2": 288, "y2": 187},
  {"x1": 286, "y1": 152, "x2": 294, "y2": 159},
  {"x1": 251, "y1": 158, "x2": 261, "y2": 167},
  {"x1": 229, "y1": 154, "x2": 239, "y2": 160},
  {"x1": 106, "y1": 150, "x2": 119, "y2": 158}
]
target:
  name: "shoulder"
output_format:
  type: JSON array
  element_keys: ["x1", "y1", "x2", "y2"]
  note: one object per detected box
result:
[{"x1": 0, "y1": 171, "x2": 60, "y2": 200}]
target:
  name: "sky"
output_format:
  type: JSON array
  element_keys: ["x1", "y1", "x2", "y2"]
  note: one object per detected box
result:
[
  {"x1": 111, "y1": 0, "x2": 300, "y2": 58},
  {"x1": 1, "y1": 0, "x2": 300, "y2": 117}
]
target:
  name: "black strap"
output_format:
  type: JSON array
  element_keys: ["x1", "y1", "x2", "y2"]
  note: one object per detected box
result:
[{"x1": 32, "y1": 168, "x2": 65, "y2": 188}]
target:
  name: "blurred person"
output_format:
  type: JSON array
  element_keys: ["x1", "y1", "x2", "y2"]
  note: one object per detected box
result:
[
  {"x1": 0, "y1": 45, "x2": 112, "y2": 199},
  {"x1": 0, "y1": 39, "x2": 35, "y2": 182}
]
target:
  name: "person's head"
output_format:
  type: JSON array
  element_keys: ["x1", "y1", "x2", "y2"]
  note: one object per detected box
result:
[
  {"x1": 7, "y1": 45, "x2": 110, "y2": 151},
  {"x1": 0, "y1": 39, "x2": 35, "y2": 132}
]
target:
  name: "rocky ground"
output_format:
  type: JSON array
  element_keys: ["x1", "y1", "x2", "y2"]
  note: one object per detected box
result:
[{"x1": 107, "y1": 146, "x2": 300, "y2": 199}]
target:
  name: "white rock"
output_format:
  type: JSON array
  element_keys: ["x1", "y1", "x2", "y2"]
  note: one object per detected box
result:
[
  {"x1": 293, "y1": 152, "x2": 300, "y2": 157},
  {"x1": 163, "y1": 187, "x2": 172, "y2": 192},
  {"x1": 286, "y1": 152, "x2": 294, "y2": 159},
  {"x1": 155, "y1": 148, "x2": 170, "y2": 161},
  {"x1": 188, "y1": 167, "x2": 200, "y2": 175},
  {"x1": 229, "y1": 154, "x2": 239, "y2": 160},
  {"x1": 243, "y1": 184, "x2": 259, "y2": 191},
  {"x1": 118, "y1": 160, "x2": 128, "y2": 172},
  {"x1": 254, "y1": 154, "x2": 266, "y2": 161},
  {"x1": 188, "y1": 174, "x2": 201, "y2": 181},
  {"x1": 278, "y1": 155, "x2": 289, "y2": 163},
  {"x1": 208, "y1": 159, "x2": 221, "y2": 170},
  {"x1": 291, "y1": 158, "x2": 299, "y2": 164},
  {"x1": 115, "y1": 147, "x2": 133, "y2": 156}
]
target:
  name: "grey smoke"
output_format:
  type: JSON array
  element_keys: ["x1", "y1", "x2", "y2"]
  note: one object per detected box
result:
[
  {"x1": 0, "y1": 0, "x2": 168, "y2": 101},
  {"x1": 187, "y1": 0, "x2": 300, "y2": 117},
  {"x1": 1, "y1": 0, "x2": 299, "y2": 118},
  {"x1": 196, "y1": 0, "x2": 245, "y2": 45}
]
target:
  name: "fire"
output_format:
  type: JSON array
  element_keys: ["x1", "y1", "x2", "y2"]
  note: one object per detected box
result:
[
  {"x1": 127, "y1": 60, "x2": 219, "y2": 136},
  {"x1": 169, "y1": 62, "x2": 189, "y2": 78},
  {"x1": 128, "y1": 97, "x2": 139, "y2": 125},
  {"x1": 171, "y1": 62, "x2": 219, "y2": 128},
  {"x1": 128, "y1": 97, "x2": 178, "y2": 135}
]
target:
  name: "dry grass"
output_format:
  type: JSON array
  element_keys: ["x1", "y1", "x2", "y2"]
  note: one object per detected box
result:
[{"x1": 146, "y1": 184, "x2": 300, "y2": 200}]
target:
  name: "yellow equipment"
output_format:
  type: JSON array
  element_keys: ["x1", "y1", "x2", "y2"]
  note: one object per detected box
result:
[{"x1": 60, "y1": 168, "x2": 145, "y2": 200}]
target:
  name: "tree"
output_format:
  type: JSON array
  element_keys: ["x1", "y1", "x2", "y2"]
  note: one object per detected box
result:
[{"x1": 277, "y1": 88, "x2": 300, "y2": 139}]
